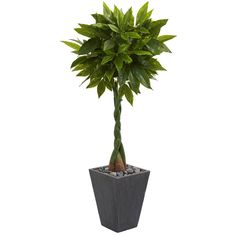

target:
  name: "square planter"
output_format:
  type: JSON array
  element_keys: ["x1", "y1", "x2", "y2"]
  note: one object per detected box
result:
[{"x1": 89, "y1": 165, "x2": 150, "y2": 232}]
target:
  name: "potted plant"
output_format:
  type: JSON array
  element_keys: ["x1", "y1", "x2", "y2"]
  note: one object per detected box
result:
[{"x1": 62, "y1": 1, "x2": 175, "y2": 232}]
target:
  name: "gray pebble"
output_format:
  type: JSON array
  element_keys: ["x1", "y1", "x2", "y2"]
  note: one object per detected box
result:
[
  {"x1": 127, "y1": 168, "x2": 134, "y2": 174},
  {"x1": 134, "y1": 168, "x2": 140, "y2": 173}
]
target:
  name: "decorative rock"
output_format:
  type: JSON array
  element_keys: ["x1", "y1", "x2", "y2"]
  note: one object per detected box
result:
[
  {"x1": 96, "y1": 165, "x2": 143, "y2": 177},
  {"x1": 117, "y1": 171, "x2": 123, "y2": 177},
  {"x1": 127, "y1": 168, "x2": 134, "y2": 174},
  {"x1": 110, "y1": 172, "x2": 117, "y2": 177}
]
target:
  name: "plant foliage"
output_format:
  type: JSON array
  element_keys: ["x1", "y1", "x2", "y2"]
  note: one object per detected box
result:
[{"x1": 63, "y1": 2, "x2": 175, "y2": 105}]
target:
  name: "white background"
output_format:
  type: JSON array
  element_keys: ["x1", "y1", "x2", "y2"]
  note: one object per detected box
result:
[{"x1": 0, "y1": 0, "x2": 236, "y2": 235}]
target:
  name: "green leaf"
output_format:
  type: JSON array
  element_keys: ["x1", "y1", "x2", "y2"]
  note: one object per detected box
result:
[
  {"x1": 132, "y1": 50, "x2": 152, "y2": 55},
  {"x1": 133, "y1": 38, "x2": 151, "y2": 50},
  {"x1": 103, "y1": 78, "x2": 113, "y2": 90},
  {"x1": 144, "y1": 9, "x2": 153, "y2": 22},
  {"x1": 114, "y1": 5, "x2": 123, "y2": 28},
  {"x1": 118, "y1": 44, "x2": 130, "y2": 53},
  {"x1": 108, "y1": 24, "x2": 120, "y2": 33},
  {"x1": 77, "y1": 24, "x2": 108, "y2": 38},
  {"x1": 103, "y1": 2, "x2": 112, "y2": 18},
  {"x1": 105, "y1": 68, "x2": 115, "y2": 81},
  {"x1": 73, "y1": 57, "x2": 98, "y2": 70},
  {"x1": 61, "y1": 41, "x2": 81, "y2": 50},
  {"x1": 118, "y1": 84, "x2": 126, "y2": 97},
  {"x1": 90, "y1": 66, "x2": 105, "y2": 80},
  {"x1": 74, "y1": 27, "x2": 95, "y2": 38},
  {"x1": 151, "y1": 19, "x2": 168, "y2": 27},
  {"x1": 146, "y1": 39, "x2": 160, "y2": 54},
  {"x1": 103, "y1": 39, "x2": 115, "y2": 51},
  {"x1": 157, "y1": 35, "x2": 176, "y2": 42},
  {"x1": 92, "y1": 23, "x2": 109, "y2": 29},
  {"x1": 77, "y1": 67, "x2": 91, "y2": 76},
  {"x1": 119, "y1": 84, "x2": 133, "y2": 105},
  {"x1": 120, "y1": 54, "x2": 132, "y2": 64},
  {"x1": 71, "y1": 51, "x2": 80, "y2": 55},
  {"x1": 97, "y1": 80, "x2": 106, "y2": 97},
  {"x1": 128, "y1": 70, "x2": 140, "y2": 94},
  {"x1": 72, "y1": 63, "x2": 86, "y2": 71},
  {"x1": 125, "y1": 32, "x2": 141, "y2": 38},
  {"x1": 101, "y1": 55, "x2": 114, "y2": 65},
  {"x1": 71, "y1": 56, "x2": 87, "y2": 68},
  {"x1": 123, "y1": 7, "x2": 134, "y2": 28},
  {"x1": 139, "y1": 27, "x2": 150, "y2": 34},
  {"x1": 86, "y1": 78, "x2": 101, "y2": 88},
  {"x1": 121, "y1": 33, "x2": 129, "y2": 41},
  {"x1": 151, "y1": 59, "x2": 167, "y2": 71},
  {"x1": 104, "y1": 50, "x2": 115, "y2": 56},
  {"x1": 114, "y1": 55, "x2": 123, "y2": 71},
  {"x1": 150, "y1": 19, "x2": 168, "y2": 35},
  {"x1": 124, "y1": 87, "x2": 133, "y2": 105},
  {"x1": 136, "y1": 2, "x2": 149, "y2": 26},
  {"x1": 79, "y1": 38, "x2": 100, "y2": 55},
  {"x1": 132, "y1": 67, "x2": 152, "y2": 89},
  {"x1": 118, "y1": 69, "x2": 128, "y2": 86},
  {"x1": 148, "y1": 41, "x2": 172, "y2": 55},
  {"x1": 92, "y1": 13, "x2": 110, "y2": 24},
  {"x1": 159, "y1": 42, "x2": 172, "y2": 53}
]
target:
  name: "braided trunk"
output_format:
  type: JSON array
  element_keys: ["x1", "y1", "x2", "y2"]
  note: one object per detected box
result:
[{"x1": 109, "y1": 82, "x2": 126, "y2": 172}]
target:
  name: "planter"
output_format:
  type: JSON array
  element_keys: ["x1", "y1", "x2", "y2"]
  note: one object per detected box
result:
[{"x1": 89, "y1": 165, "x2": 150, "y2": 232}]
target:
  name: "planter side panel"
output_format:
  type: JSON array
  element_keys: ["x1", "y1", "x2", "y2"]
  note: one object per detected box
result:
[
  {"x1": 89, "y1": 170, "x2": 118, "y2": 230},
  {"x1": 116, "y1": 172, "x2": 150, "y2": 232}
]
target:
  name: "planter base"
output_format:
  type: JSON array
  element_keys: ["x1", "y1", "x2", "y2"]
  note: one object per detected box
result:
[{"x1": 89, "y1": 165, "x2": 150, "y2": 232}]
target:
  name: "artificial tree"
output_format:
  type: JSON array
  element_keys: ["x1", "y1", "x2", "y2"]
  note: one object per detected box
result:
[{"x1": 63, "y1": 2, "x2": 175, "y2": 172}]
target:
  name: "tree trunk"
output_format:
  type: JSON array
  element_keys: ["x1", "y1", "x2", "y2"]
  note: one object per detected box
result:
[{"x1": 109, "y1": 82, "x2": 126, "y2": 172}]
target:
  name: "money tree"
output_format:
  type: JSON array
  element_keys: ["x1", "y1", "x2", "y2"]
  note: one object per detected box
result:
[{"x1": 62, "y1": 2, "x2": 175, "y2": 172}]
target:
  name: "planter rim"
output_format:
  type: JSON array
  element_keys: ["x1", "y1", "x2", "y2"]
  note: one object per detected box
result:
[{"x1": 89, "y1": 164, "x2": 150, "y2": 180}]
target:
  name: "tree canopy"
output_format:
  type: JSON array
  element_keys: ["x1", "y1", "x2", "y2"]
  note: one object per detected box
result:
[{"x1": 62, "y1": 2, "x2": 175, "y2": 105}]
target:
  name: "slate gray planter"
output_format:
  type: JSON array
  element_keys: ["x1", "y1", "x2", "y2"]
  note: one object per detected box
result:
[{"x1": 89, "y1": 166, "x2": 150, "y2": 232}]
